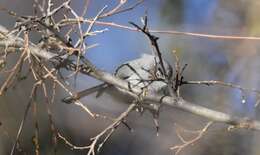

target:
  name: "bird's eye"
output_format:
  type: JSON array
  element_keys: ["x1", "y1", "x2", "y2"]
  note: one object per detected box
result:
[
  {"x1": 156, "y1": 70, "x2": 162, "y2": 78},
  {"x1": 156, "y1": 67, "x2": 163, "y2": 77}
]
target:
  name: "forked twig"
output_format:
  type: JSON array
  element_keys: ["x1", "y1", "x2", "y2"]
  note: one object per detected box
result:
[
  {"x1": 171, "y1": 122, "x2": 213, "y2": 155},
  {"x1": 58, "y1": 103, "x2": 136, "y2": 155}
]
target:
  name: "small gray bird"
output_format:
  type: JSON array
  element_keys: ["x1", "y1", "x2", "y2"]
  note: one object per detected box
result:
[
  {"x1": 62, "y1": 54, "x2": 173, "y2": 133},
  {"x1": 63, "y1": 54, "x2": 172, "y2": 104}
]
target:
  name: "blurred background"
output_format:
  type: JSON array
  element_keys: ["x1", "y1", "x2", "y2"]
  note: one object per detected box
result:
[{"x1": 1, "y1": 0, "x2": 260, "y2": 154}]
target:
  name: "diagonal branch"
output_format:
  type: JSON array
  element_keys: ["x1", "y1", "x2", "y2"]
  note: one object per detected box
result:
[{"x1": 1, "y1": 25, "x2": 260, "y2": 131}]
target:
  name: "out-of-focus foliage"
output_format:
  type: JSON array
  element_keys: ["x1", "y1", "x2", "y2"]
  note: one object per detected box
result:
[
  {"x1": 161, "y1": 0, "x2": 184, "y2": 24},
  {"x1": 161, "y1": 0, "x2": 260, "y2": 155}
]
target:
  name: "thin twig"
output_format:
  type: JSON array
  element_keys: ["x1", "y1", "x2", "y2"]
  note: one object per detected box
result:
[
  {"x1": 0, "y1": 31, "x2": 28, "y2": 95},
  {"x1": 58, "y1": 103, "x2": 136, "y2": 154},
  {"x1": 10, "y1": 81, "x2": 41, "y2": 155},
  {"x1": 42, "y1": 82, "x2": 58, "y2": 154},
  {"x1": 182, "y1": 80, "x2": 260, "y2": 94},
  {"x1": 58, "y1": 19, "x2": 260, "y2": 41},
  {"x1": 171, "y1": 122, "x2": 213, "y2": 155},
  {"x1": 98, "y1": 0, "x2": 143, "y2": 19},
  {"x1": 32, "y1": 89, "x2": 40, "y2": 155}
]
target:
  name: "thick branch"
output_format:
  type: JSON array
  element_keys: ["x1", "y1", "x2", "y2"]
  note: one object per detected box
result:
[{"x1": 0, "y1": 25, "x2": 260, "y2": 130}]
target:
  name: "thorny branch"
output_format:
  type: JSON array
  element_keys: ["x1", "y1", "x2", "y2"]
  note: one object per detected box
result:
[{"x1": 1, "y1": 0, "x2": 260, "y2": 154}]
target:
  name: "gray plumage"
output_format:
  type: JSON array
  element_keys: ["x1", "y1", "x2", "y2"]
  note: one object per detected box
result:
[{"x1": 63, "y1": 54, "x2": 172, "y2": 106}]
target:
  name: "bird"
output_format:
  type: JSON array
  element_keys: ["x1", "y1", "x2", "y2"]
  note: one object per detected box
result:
[
  {"x1": 63, "y1": 53, "x2": 172, "y2": 104},
  {"x1": 62, "y1": 53, "x2": 173, "y2": 133}
]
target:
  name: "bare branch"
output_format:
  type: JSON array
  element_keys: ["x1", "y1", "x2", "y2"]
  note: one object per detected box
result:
[
  {"x1": 1, "y1": 1, "x2": 260, "y2": 154},
  {"x1": 58, "y1": 19, "x2": 260, "y2": 41},
  {"x1": 58, "y1": 103, "x2": 136, "y2": 154},
  {"x1": 98, "y1": 0, "x2": 143, "y2": 19},
  {"x1": 182, "y1": 80, "x2": 260, "y2": 94},
  {"x1": 0, "y1": 25, "x2": 260, "y2": 131}
]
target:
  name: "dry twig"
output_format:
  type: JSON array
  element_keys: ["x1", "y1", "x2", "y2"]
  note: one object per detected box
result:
[{"x1": 171, "y1": 122, "x2": 213, "y2": 155}]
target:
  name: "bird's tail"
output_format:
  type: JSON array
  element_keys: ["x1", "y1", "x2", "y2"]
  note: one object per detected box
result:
[{"x1": 62, "y1": 83, "x2": 110, "y2": 104}]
